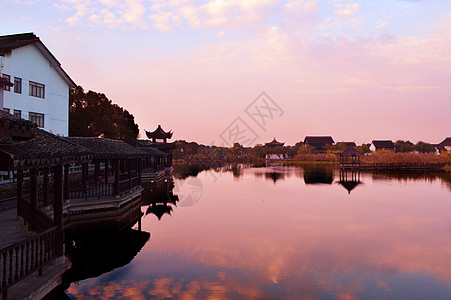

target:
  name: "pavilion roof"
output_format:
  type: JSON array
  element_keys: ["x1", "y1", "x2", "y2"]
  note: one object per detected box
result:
[
  {"x1": 145, "y1": 125, "x2": 173, "y2": 140},
  {"x1": 339, "y1": 145, "x2": 363, "y2": 157},
  {"x1": 265, "y1": 138, "x2": 284, "y2": 147}
]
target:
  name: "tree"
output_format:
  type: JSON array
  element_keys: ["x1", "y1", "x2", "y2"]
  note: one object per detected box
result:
[
  {"x1": 69, "y1": 86, "x2": 139, "y2": 144},
  {"x1": 413, "y1": 141, "x2": 435, "y2": 153},
  {"x1": 395, "y1": 140, "x2": 413, "y2": 153}
]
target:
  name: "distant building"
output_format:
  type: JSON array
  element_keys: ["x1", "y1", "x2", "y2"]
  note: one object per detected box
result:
[
  {"x1": 265, "y1": 138, "x2": 284, "y2": 148},
  {"x1": 265, "y1": 153, "x2": 288, "y2": 160},
  {"x1": 437, "y1": 137, "x2": 451, "y2": 153},
  {"x1": 0, "y1": 33, "x2": 76, "y2": 136},
  {"x1": 304, "y1": 136, "x2": 334, "y2": 153},
  {"x1": 370, "y1": 140, "x2": 395, "y2": 152}
]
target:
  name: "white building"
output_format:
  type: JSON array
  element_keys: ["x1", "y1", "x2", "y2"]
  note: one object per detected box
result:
[{"x1": 0, "y1": 33, "x2": 75, "y2": 136}]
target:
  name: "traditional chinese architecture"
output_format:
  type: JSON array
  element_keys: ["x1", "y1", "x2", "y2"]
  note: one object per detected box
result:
[
  {"x1": 437, "y1": 137, "x2": 451, "y2": 153},
  {"x1": 0, "y1": 110, "x2": 89, "y2": 299},
  {"x1": 139, "y1": 125, "x2": 175, "y2": 182},
  {"x1": 304, "y1": 136, "x2": 334, "y2": 153},
  {"x1": 0, "y1": 111, "x2": 168, "y2": 299},
  {"x1": 265, "y1": 138, "x2": 284, "y2": 148},
  {"x1": 370, "y1": 140, "x2": 395, "y2": 152},
  {"x1": 339, "y1": 144, "x2": 363, "y2": 169}
]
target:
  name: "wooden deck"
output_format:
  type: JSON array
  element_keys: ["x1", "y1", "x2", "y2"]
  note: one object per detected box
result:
[{"x1": 340, "y1": 162, "x2": 446, "y2": 170}]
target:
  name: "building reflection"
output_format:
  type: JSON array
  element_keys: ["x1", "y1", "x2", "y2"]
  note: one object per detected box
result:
[
  {"x1": 63, "y1": 227, "x2": 150, "y2": 285},
  {"x1": 338, "y1": 169, "x2": 362, "y2": 194},
  {"x1": 141, "y1": 176, "x2": 179, "y2": 220},
  {"x1": 265, "y1": 172, "x2": 285, "y2": 184},
  {"x1": 303, "y1": 165, "x2": 334, "y2": 184}
]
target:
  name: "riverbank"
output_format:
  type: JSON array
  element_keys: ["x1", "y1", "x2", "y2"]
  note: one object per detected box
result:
[{"x1": 276, "y1": 153, "x2": 450, "y2": 170}]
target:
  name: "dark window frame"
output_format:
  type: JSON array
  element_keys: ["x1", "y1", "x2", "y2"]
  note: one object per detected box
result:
[
  {"x1": 2, "y1": 74, "x2": 11, "y2": 91},
  {"x1": 14, "y1": 77, "x2": 22, "y2": 94},
  {"x1": 29, "y1": 81, "x2": 45, "y2": 98},
  {"x1": 29, "y1": 112, "x2": 44, "y2": 127},
  {"x1": 13, "y1": 109, "x2": 21, "y2": 118}
]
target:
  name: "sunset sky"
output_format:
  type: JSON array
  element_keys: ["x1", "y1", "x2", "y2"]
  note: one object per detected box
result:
[{"x1": 2, "y1": 0, "x2": 450, "y2": 146}]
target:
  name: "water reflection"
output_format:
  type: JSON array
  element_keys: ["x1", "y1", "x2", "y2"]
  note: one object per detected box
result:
[
  {"x1": 64, "y1": 228, "x2": 150, "y2": 284},
  {"x1": 141, "y1": 180, "x2": 179, "y2": 220},
  {"x1": 66, "y1": 165, "x2": 451, "y2": 299},
  {"x1": 338, "y1": 169, "x2": 362, "y2": 194},
  {"x1": 303, "y1": 164, "x2": 334, "y2": 184},
  {"x1": 265, "y1": 172, "x2": 285, "y2": 184}
]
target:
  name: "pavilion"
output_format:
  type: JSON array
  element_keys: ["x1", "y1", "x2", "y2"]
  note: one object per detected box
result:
[{"x1": 265, "y1": 138, "x2": 284, "y2": 148}]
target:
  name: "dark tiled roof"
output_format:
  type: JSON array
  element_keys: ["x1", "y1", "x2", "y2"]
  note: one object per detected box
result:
[
  {"x1": 337, "y1": 142, "x2": 356, "y2": 147},
  {"x1": 0, "y1": 110, "x2": 37, "y2": 141},
  {"x1": 0, "y1": 129, "x2": 91, "y2": 170},
  {"x1": 140, "y1": 147, "x2": 168, "y2": 157},
  {"x1": 438, "y1": 137, "x2": 451, "y2": 147},
  {"x1": 0, "y1": 33, "x2": 39, "y2": 54},
  {"x1": 340, "y1": 145, "x2": 363, "y2": 156},
  {"x1": 145, "y1": 125, "x2": 173, "y2": 139},
  {"x1": 64, "y1": 137, "x2": 152, "y2": 159},
  {"x1": 304, "y1": 136, "x2": 335, "y2": 144},
  {"x1": 265, "y1": 138, "x2": 284, "y2": 147},
  {"x1": 372, "y1": 140, "x2": 395, "y2": 148}
]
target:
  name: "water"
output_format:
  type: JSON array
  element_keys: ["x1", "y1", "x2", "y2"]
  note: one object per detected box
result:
[{"x1": 66, "y1": 164, "x2": 451, "y2": 299}]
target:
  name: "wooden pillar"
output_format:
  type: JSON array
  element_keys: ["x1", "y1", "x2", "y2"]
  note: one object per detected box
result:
[
  {"x1": 43, "y1": 168, "x2": 49, "y2": 207},
  {"x1": 94, "y1": 160, "x2": 100, "y2": 185},
  {"x1": 104, "y1": 159, "x2": 109, "y2": 183},
  {"x1": 114, "y1": 159, "x2": 119, "y2": 195},
  {"x1": 30, "y1": 168, "x2": 38, "y2": 231},
  {"x1": 16, "y1": 170, "x2": 23, "y2": 220},
  {"x1": 128, "y1": 159, "x2": 132, "y2": 190},
  {"x1": 64, "y1": 165, "x2": 70, "y2": 200},
  {"x1": 138, "y1": 159, "x2": 142, "y2": 186},
  {"x1": 82, "y1": 163, "x2": 88, "y2": 187},
  {"x1": 53, "y1": 165, "x2": 64, "y2": 257}
]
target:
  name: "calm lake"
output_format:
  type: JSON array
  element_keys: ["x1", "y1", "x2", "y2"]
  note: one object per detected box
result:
[{"x1": 65, "y1": 164, "x2": 451, "y2": 299}]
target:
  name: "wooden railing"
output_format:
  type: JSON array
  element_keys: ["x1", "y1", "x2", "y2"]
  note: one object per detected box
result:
[
  {"x1": 17, "y1": 198, "x2": 54, "y2": 234},
  {"x1": 68, "y1": 182, "x2": 114, "y2": 200},
  {"x1": 357, "y1": 162, "x2": 446, "y2": 170},
  {"x1": 0, "y1": 226, "x2": 57, "y2": 299}
]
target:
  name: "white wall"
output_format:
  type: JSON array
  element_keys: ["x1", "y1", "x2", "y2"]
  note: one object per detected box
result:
[{"x1": 1, "y1": 44, "x2": 70, "y2": 136}]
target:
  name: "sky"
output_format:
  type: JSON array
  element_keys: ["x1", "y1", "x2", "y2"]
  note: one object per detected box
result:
[{"x1": 1, "y1": 0, "x2": 450, "y2": 146}]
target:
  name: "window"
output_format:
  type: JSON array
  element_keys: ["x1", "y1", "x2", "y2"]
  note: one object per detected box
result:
[
  {"x1": 29, "y1": 81, "x2": 45, "y2": 98},
  {"x1": 3, "y1": 108, "x2": 10, "y2": 113},
  {"x1": 13, "y1": 109, "x2": 21, "y2": 118},
  {"x1": 14, "y1": 77, "x2": 21, "y2": 94},
  {"x1": 29, "y1": 112, "x2": 44, "y2": 127},
  {"x1": 2, "y1": 74, "x2": 11, "y2": 91}
]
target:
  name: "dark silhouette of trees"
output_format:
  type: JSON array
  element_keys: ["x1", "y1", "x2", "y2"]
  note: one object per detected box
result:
[{"x1": 69, "y1": 86, "x2": 139, "y2": 144}]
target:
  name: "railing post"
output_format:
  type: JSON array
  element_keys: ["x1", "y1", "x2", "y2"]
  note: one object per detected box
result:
[{"x1": 53, "y1": 165, "x2": 64, "y2": 258}]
